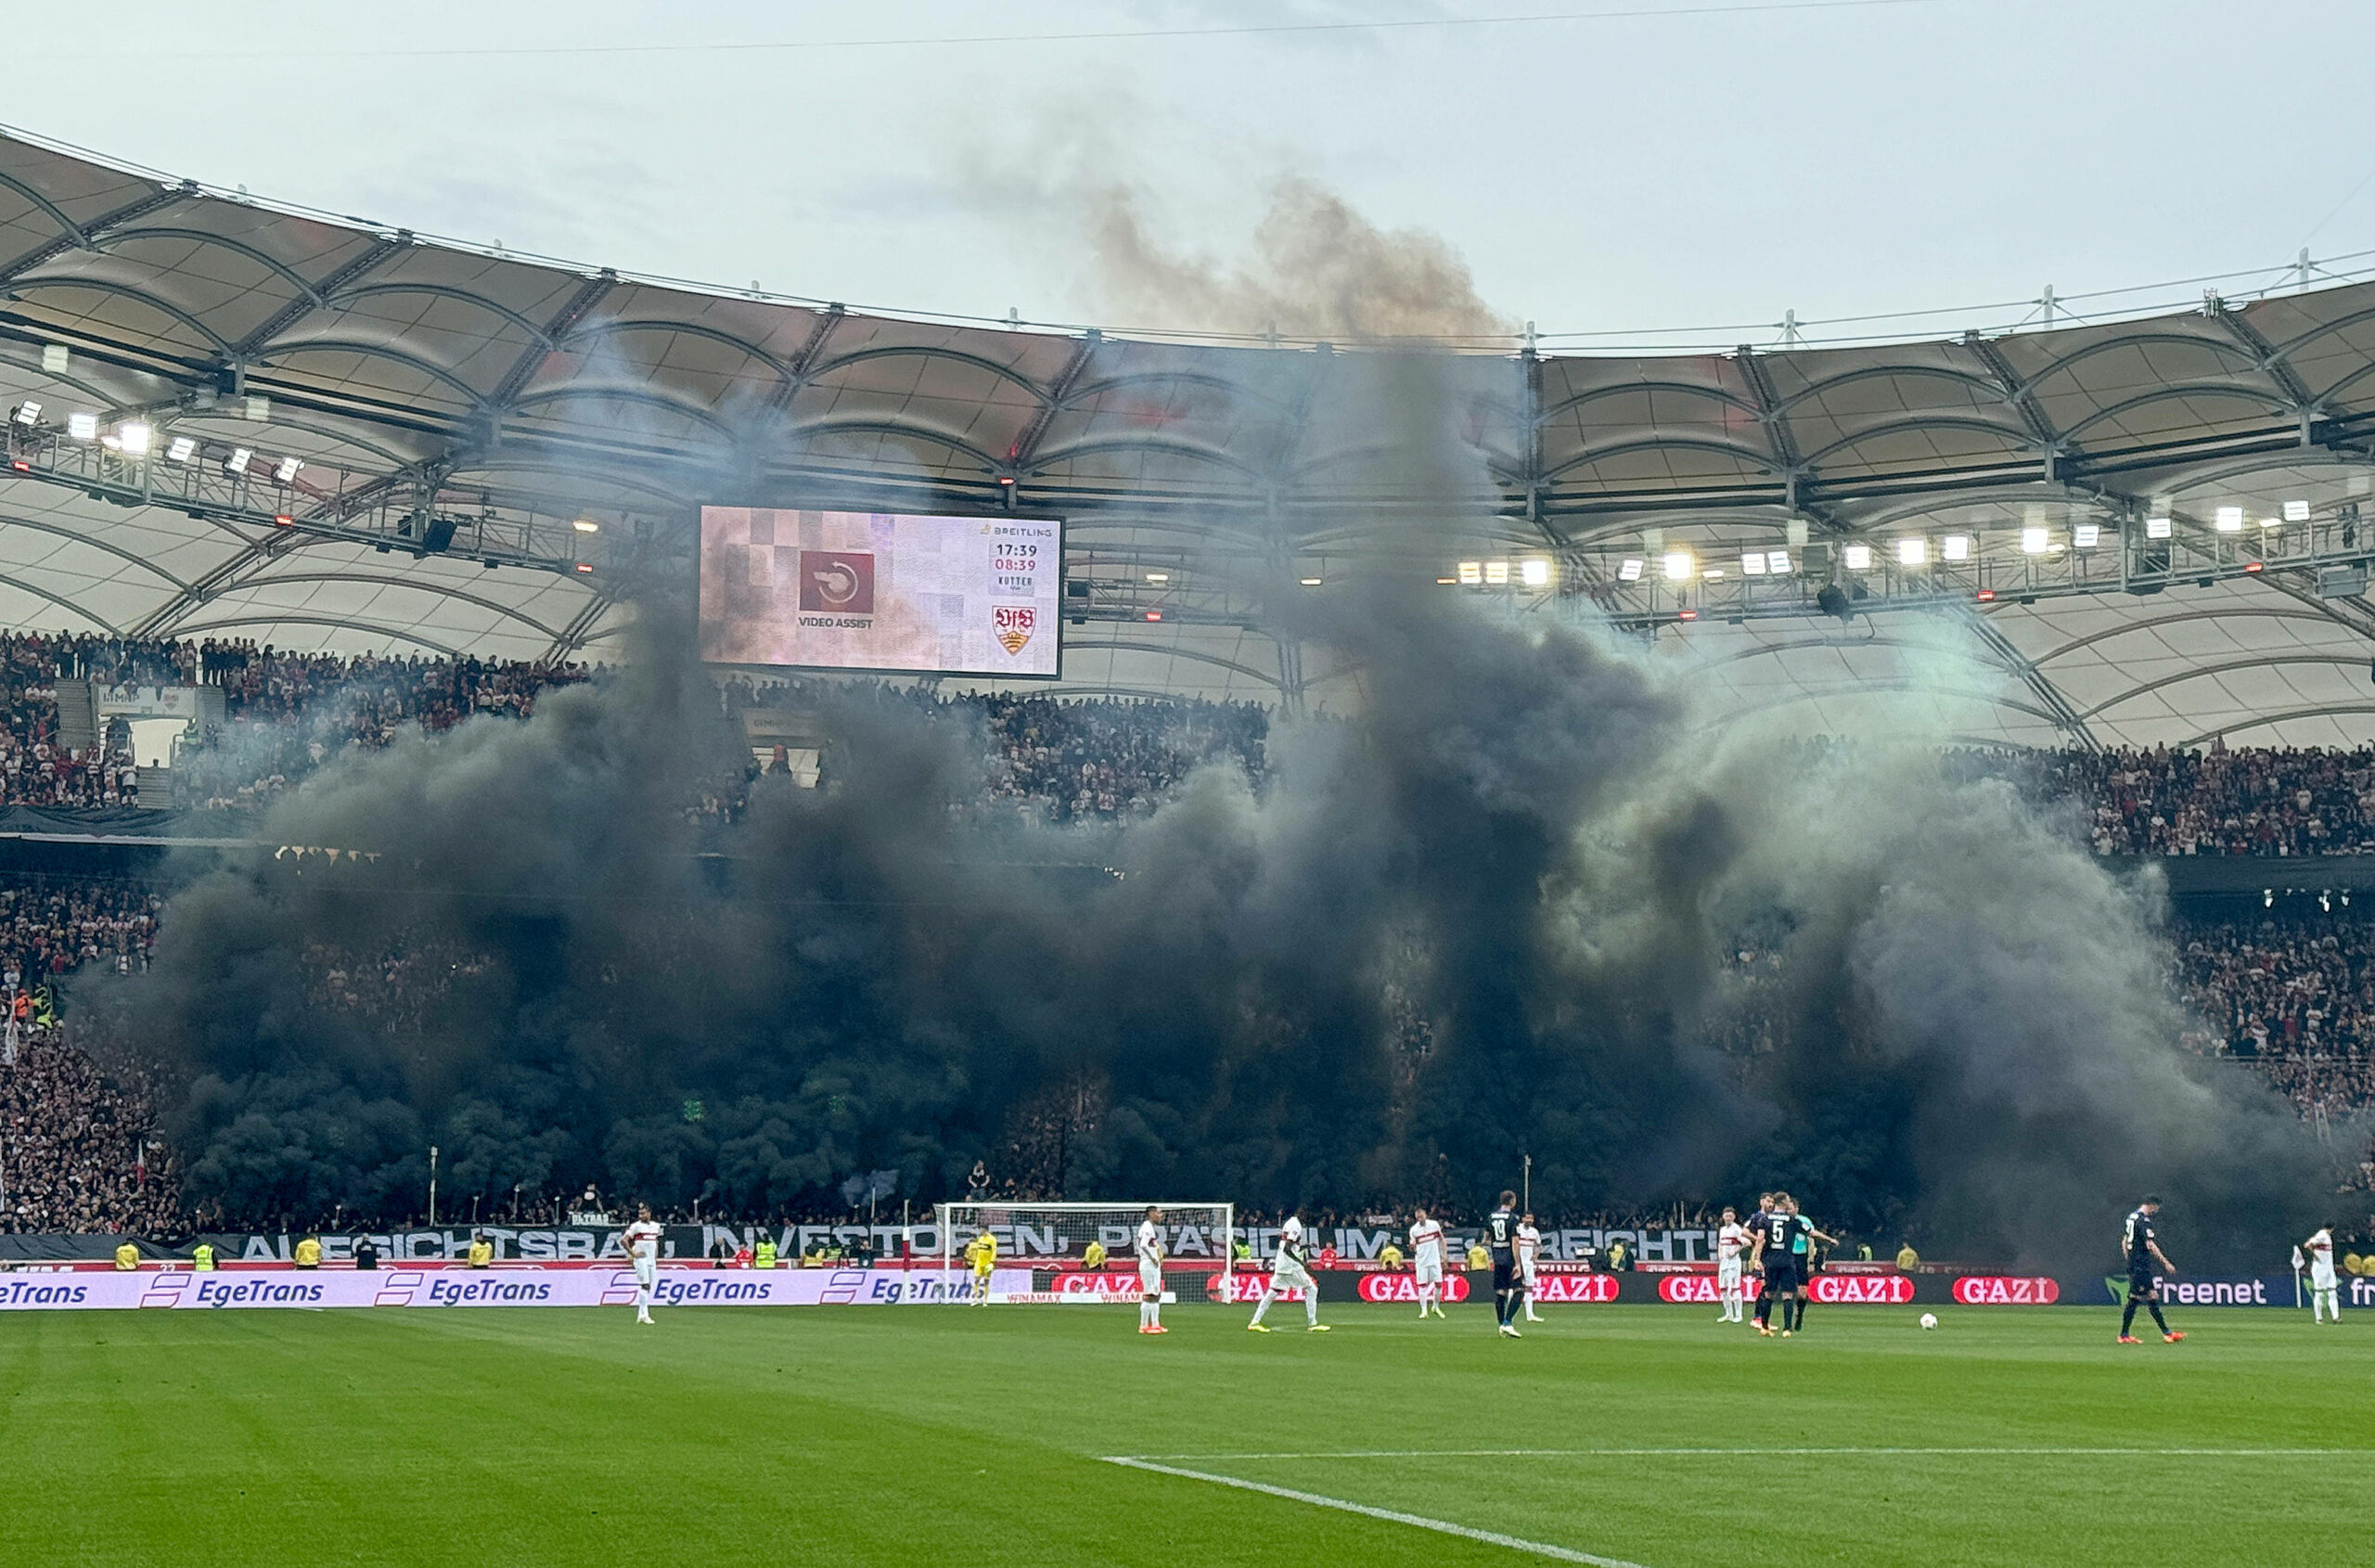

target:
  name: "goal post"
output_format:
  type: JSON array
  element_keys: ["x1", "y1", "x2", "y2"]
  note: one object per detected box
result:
[{"x1": 935, "y1": 1201, "x2": 1235, "y2": 1304}]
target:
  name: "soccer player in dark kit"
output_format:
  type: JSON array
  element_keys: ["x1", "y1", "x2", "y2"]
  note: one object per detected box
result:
[
  {"x1": 2119, "y1": 1196, "x2": 2185, "y2": 1344},
  {"x1": 1484, "y1": 1189, "x2": 1524, "y2": 1338}
]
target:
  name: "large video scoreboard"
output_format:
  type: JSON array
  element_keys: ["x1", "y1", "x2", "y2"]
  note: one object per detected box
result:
[{"x1": 698, "y1": 508, "x2": 1061, "y2": 678}]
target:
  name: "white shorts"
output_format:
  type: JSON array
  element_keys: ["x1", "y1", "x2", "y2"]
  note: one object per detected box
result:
[
  {"x1": 1518, "y1": 1259, "x2": 1538, "y2": 1286},
  {"x1": 2311, "y1": 1265, "x2": 2338, "y2": 1291},
  {"x1": 1415, "y1": 1255, "x2": 1444, "y2": 1285},
  {"x1": 633, "y1": 1257, "x2": 655, "y2": 1288},
  {"x1": 1137, "y1": 1260, "x2": 1162, "y2": 1293},
  {"x1": 1718, "y1": 1260, "x2": 1743, "y2": 1291},
  {"x1": 1268, "y1": 1258, "x2": 1314, "y2": 1293}
]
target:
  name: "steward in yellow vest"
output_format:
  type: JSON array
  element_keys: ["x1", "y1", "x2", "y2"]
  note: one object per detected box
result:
[{"x1": 191, "y1": 1242, "x2": 216, "y2": 1271}]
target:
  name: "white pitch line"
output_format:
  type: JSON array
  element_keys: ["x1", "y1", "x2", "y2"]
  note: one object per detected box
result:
[
  {"x1": 1123, "y1": 1446, "x2": 2371, "y2": 1461},
  {"x1": 1101, "y1": 1456, "x2": 1649, "y2": 1567}
]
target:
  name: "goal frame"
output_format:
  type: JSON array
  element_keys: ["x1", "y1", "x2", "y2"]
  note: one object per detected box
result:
[{"x1": 934, "y1": 1200, "x2": 1236, "y2": 1304}]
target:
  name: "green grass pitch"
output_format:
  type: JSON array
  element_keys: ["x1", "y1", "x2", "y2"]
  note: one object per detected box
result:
[{"x1": 3, "y1": 1301, "x2": 2366, "y2": 1566}]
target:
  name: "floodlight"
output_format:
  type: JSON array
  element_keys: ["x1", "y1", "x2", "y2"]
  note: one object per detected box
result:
[
  {"x1": 225, "y1": 446, "x2": 251, "y2": 475},
  {"x1": 1145, "y1": 572, "x2": 1169, "y2": 583},
  {"x1": 165, "y1": 435, "x2": 197, "y2": 463},
  {"x1": 9, "y1": 401, "x2": 39, "y2": 426},
  {"x1": 243, "y1": 394, "x2": 269, "y2": 422},
  {"x1": 2020, "y1": 526, "x2": 2049, "y2": 554},
  {"x1": 2145, "y1": 516, "x2": 2173, "y2": 539},
  {"x1": 1662, "y1": 551, "x2": 1693, "y2": 582},
  {"x1": 1897, "y1": 537, "x2": 1927, "y2": 566},
  {"x1": 1300, "y1": 576, "x2": 1323, "y2": 586},
  {"x1": 1519, "y1": 558, "x2": 1550, "y2": 587},
  {"x1": 1943, "y1": 533, "x2": 1971, "y2": 561},
  {"x1": 1740, "y1": 552, "x2": 1767, "y2": 576},
  {"x1": 1766, "y1": 549, "x2": 1791, "y2": 575},
  {"x1": 571, "y1": 518, "x2": 600, "y2": 534},
  {"x1": 1842, "y1": 544, "x2": 1872, "y2": 571},
  {"x1": 1617, "y1": 558, "x2": 1645, "y2": 582},
  {"x1": 115, "y1": 421, "x2": 152, "y2": 456},
  {"x1": 66, "y1": 412, "x2": 97, "y2": 441},
  {"x1": 273, "y1": 456, "x2": 302, "y2": 483},
  {"x1": 2215, "y1": 506, "x2": 2244, "y2": 533},
  {"x1": 2073, "y1": 523, "x2": 2099, "y2": 548},
  {"x1": 1484, "y1": 559, "x2": 1509, "y2": 585},
  {"x1": 40, "y1": 343, "x2": 69, "y2": 374},
  {"x1": 2284, "y1": 499, "x2": 2311, "y2": 522},
  {"x1": 1457, "y1": 560, "x2": 1483, "y2": 585}
]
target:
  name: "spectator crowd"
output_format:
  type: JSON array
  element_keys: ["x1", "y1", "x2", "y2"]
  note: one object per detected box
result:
[{"x1": 1952, "y1": 740, "x2": 2375, "y2": 857}]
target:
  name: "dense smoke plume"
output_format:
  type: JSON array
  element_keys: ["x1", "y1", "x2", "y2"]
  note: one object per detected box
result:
[
  {"x1": 1083, "y1": 178, "x2": 1517, "y2": 341},
  {"x1": 85, "y1": 187, "x2": 2334, "y2": 1272}
]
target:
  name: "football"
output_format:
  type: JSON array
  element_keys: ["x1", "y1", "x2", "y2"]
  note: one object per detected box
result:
[{"x1": 1919, "y1": 1313, "x2": 1939, "y2": 1330}]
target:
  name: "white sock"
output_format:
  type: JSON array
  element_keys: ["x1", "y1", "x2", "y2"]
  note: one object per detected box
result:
[
  {"x1": 1251, "y1": 1286, "x2": 1273, "y2": 1326},
  {"x1": 1304, "y1": 1292, "x2": 1318, "y2": 1327},
  {"x1": 1148, "y1": 1298, "x2": 1161, "y2": 1329}
]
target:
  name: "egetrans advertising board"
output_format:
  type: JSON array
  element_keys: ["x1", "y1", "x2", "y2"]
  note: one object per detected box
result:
[
  {"x1": 698, "y1": 507, "x2": 1061, "y2": 678},
  {"x1": 0, "y1": 1266, "x2": 1034, "y2": 1312}
]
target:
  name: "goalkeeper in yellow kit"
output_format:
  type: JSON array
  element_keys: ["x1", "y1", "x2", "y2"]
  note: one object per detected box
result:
[{"x1": 965, "y1": 1228, "x2": 998, "y2": 1305}]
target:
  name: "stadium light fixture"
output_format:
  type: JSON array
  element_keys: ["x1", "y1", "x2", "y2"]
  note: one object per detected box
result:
[
  {"x1": 1145, "y1": 572, "x2": 1169, "y2": 583},
  {"x1": 114, "y1": 421, "x2": 152, "y2": 456},
  {"x1": 1942, "y1": 533, "x2": 1971, "y2": 561},
  {"x1": 272, "y1": 512, "x2": 293, "y2": 527},
  {"x1": 571, "y1": 518, "x2": 599, "y2": 534},
  {"x1": 1436, "y1": 575, "x2": 1457, "y2": 585},
  {"x1": 2284, "y1": 499, "x2": 2312, "y2": 522},
  {"x1": 2260, "y1": 515, "x2": 2281, "y2": 531},
  {"x1": 2243, "y1": 560, "x2": 2265, "y2": 573},
  {"x1": 1520, "y1": 558, "x2": 1550, "y2": 587},
  {"x1": 1617, "y1": 558, "x2": 1644, "y2": 582},
  {"x1": 575, "y1": 562, "x2": 595, "y2": 574},
  {"x1": 165, "y1": 435, "x2": 197, "y2": 463},
  {"x1": 1842, "y1": 544, "x2": 1872, "y2": 571},
  {"x1": 1661, "y1": 550, "x2": 1693, "y2": 582},
  {"x1": 1300, "y1": 575, "x2": 1323, "y2": 586},
  {"x1": 1458, "y1": 560, "x2": 1483, "y2": 585},
  {"x1": 225, "y1": 446, "x2": 251, "y2": 475},
  {"x1": 1702, "y1": 568, "x2": 1725, "y2": 580},
  {"x1": 274, "y1": 456, "x2": 302, "y2": 483},
  {"x1": 9, "y1": 401, "x2": 38, "y2": 426},
  {"x1": 1676, "y1": 608, "x2": 1699, "y2": 622},
  {"x1": 2020, "y1": 526, "x2": 2049, "y2": 554},
  {"x1": 1896, "y1": 537, "x2": 1927, "y2": 567},
  {"x1": 1484, "y1": 559, "x2": 1509, "y2": 585},
  {"x1": 1740, "y1": 552, "x2": 1767, "y2": 576},
  {"x1": 66, "y1": 412, "x2": 97, "y2": 441},
  {"x1": 1143, "y1": 609, "x2": 1161, "y2": 621},
  {"x1": 243, "y1": 393, "x2": 269, "y2": 422},
  {"x1": 2146, "y1": 516, "x2": 2174, "y2": 539},
  {"x1": 1765, "y1": 549, "x2": 1791, "y2": 575},
  {"x1": 1975, "y1": 588, "x2": 1997, "y2": 602},
  {"x1": 40, "y1": 343, "x2": 69, "y2": 374},
  {"x1": 2215, "y1": 506, "x2": 2244, "y2": 533},
  {"x1": 2073, "y1": 523, "x2": 2100, "y2": 548}
]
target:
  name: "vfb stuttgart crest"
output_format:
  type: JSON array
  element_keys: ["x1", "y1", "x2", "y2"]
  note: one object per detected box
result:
[{"x1": 994, "y1": 604, "x2": 1035, "y2": 656}]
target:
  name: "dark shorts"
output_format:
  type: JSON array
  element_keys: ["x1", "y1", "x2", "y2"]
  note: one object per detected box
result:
[
  {"x1": 2128, "y1": 1266, "x2": 2157, "y2": 1301},
  {"x1": 1764, "y1": 1259, "x2": 1801, "y2": 1292},
  {"x1": 1491, "y1": 1258, "x2": 1517, "y2": 1294}
]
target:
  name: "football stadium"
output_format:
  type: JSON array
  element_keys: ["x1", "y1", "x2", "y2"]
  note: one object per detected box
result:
[{"x1": 3, "y1": 10, "x2": 2374, "y2": 1565}]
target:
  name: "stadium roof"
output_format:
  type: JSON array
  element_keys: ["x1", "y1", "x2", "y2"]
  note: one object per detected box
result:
[{"x1": 6, "y1": 124, "x2": 2375, "y2": 745}]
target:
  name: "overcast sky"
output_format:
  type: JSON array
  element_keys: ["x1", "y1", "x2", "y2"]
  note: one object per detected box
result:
[{"x1": 7, "y1": 0, "x2": 2372, "y2": 344}]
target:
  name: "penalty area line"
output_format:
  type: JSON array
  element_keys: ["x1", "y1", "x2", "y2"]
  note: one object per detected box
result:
[
  {"x1": 1099, "y1": 1456, "x2": 1649, "y2": 1567},
  {"x1": 1123, "y1": 1446, "x2": 2373, "y2": 1461}
]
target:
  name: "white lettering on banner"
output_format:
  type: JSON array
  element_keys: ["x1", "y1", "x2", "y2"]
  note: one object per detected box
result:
[
  {"x1": 1527, "y1": 1274, "x2": 1619, "y2": 1304},
  {"x1": 1356, "y1": 1274, "x2": 1474, "y2": 1305},
  {"x1": 1952, "y1": 1276, "x2": 2060, "y2": 1305},
  {"x1": 1658, "y1": 1275, "x2": 1727, "y2": 1304},
  {"x1": 0, "y1": 1266, "x2": 1036, "y2": 1311},
  {"x1": 1804, "y1": 1274, "x2": 1915, "y2": 1305},
  {"x1": 2159, "y1": 1279, "x2": 2271, "y2": 1306}
]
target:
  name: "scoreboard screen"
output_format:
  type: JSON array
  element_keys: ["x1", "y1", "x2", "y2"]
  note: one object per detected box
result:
[{"x1": 697, "y1": 507, "x2": 1061, "y2": 678}]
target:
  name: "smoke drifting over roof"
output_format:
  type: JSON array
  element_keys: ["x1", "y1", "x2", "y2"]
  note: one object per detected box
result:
[{"x1": 92, "y1": 185, "x2": 2330, "y2": 1271}]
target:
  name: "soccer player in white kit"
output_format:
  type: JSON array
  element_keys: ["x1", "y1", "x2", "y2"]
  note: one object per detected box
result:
[
  {"x1": 2304, "y1": 1225, "x2": 2340, "y2": 1322},
  {"x1": 1715, "y1": 1205, "x2": 1748, "y2": 1323},
  {"x1": 1408, "y1": 1207, "x2": 1448, "y2": 1318},
  {"x1": 623, "y1": 1203, "x2": 663, "y2": 1325},
  {"x1": 1517, "y1": 1214, "x2": 1546, "y2": 1322},
  {"x1": 1247, "y1": 1214, "x2": 1329, "y2": 1332},
  {"x1": 1136, "y1": 1206, "x2": 1168, "y2": 1335}
]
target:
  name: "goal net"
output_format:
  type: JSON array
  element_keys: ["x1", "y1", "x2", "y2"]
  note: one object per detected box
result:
[{"x1": 936, "y1": 1202, "x2": 1236, "y2": 1304}]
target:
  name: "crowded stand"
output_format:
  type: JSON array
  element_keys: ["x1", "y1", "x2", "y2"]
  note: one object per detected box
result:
[
  {"x1": 0, "y1": 1030, "x2": 178, "y2": 1235},
  {"x1": 1951, "y1": 741, "x2": 2375, "y2": 857}
]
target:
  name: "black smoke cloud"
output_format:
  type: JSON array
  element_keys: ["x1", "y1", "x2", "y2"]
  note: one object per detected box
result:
[
  {"x1": 91, "y1": 183, "x2": 2333, "y2": 1268},
  {"x1": 85, "y1": 363, "x2": 2331, "y2": 1274}
]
